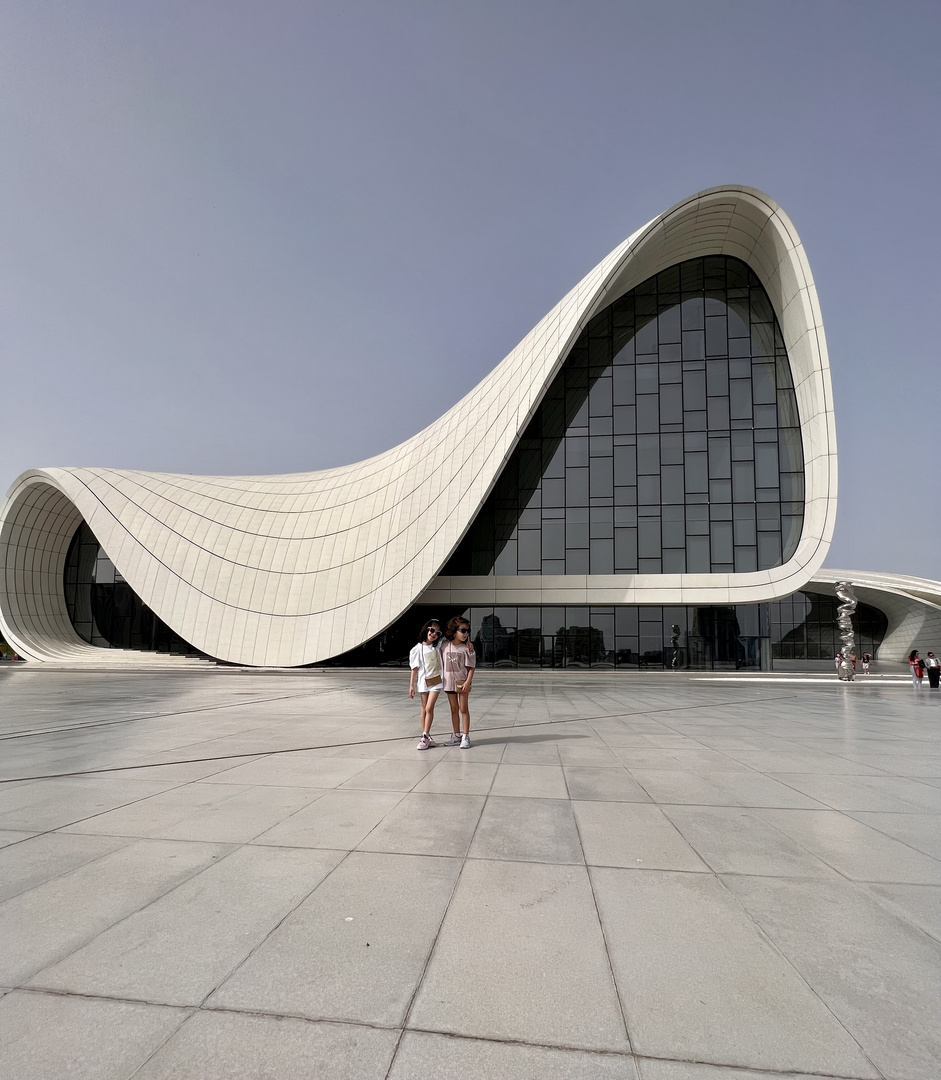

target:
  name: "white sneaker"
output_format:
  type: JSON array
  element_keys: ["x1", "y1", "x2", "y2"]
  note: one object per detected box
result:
[
  {"x1": 460, "y1": 734, "x2": 470, "y2": 749},
  {"x1": 448, "y1": 733, "x2": 462, "y2": 746}
]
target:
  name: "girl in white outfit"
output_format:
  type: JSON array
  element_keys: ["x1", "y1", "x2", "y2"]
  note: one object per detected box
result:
[{"x1": 409, "y1": 620, "x2": 443, "y2": 749}]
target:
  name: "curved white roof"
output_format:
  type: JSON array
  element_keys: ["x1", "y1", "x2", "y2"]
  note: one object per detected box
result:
[{"x1": 0, "y1": 186, "x2": 838, "y2": 665}]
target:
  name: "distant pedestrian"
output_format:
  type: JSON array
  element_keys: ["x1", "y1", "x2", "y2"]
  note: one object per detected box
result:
[
  {"x1": 909, "y1": 650, "x2": 924, "y2": 687},
  {"x1": 848, "y1": 650, "x2": 857, "y2": 672},
  {"x1": 861, "y1": 652, "x2": 872, "y2": 674},
  {"x1": 442, "y1": 616, "x2": 477, "y2": 749},
  {"x1": 834, "y1": 651, "x2": 844, "y2": 673},
  {"x1": 925, "y1": 652, "x2": 941, "y2": 689},
  {"x1": 410, "y1": 620, "x2": 443, "y2": 749}
]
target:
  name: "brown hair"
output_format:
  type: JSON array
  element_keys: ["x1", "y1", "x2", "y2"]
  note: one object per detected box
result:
[{"x1": 445, "y1": 616, "x2": 471, "y2": 640}]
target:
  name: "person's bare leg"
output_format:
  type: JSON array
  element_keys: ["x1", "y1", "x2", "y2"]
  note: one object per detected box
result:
[
  {"x1": 460, "y1": 691, "x2": 471, "y2": 735},
  {"x1": 447, "y1": 692, "x2": 460, "y2": 734},
  {"x1": 422, "y1": 691, "x2": 438, "y2": 734}
]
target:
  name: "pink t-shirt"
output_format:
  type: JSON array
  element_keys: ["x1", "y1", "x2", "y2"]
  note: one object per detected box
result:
[{"x1": 441, "y1": 641, "x2": 476, "y2": 692}]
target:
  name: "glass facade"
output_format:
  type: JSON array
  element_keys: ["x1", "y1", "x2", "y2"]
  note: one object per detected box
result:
[
  {"x1": 63, "y1": 523, "x2": 200, "y2": 655},
  {"x1": 326, "y1": 595, "x2": 887, "y2": 670},
  {"x1": 444, "y1": 255, "x2": 804, "y2": 577}
]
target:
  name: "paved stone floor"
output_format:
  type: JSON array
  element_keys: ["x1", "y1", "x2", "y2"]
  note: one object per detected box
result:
[{"x1": 0, "y1": 666, "x2": 939, "y2": 1080}]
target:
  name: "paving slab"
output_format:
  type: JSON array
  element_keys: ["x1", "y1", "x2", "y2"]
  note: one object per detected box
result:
[
  {"x1": 199, "y1": 751, "x2": 377, "y2": 788},
  {"x1": 0, "y1": 776, "x2": 182, "y2": 831},
  {"x1": 388, "y1": 1031, "x2": 639, "y2": 1079},
  {"x1": 636, "y1": 1062, "x2": 852, "y2": 1080},
  {"x1": 251, "y1": 787, "x2": 403, "y2": 849},
  {"x1": 410, "y1": 859, "x2": 629, "y2": 1052},
  {"x1": 468, "y1": 796, "x2": 583, "y2": 864},
  {"x1": 660, "y1": 805, "x2": 841, "y2": 878},
  {"x1": 864, "y1": 882, "x2": 941, "y2": 940},
  {"x1": 491, "y1": 762, "x2": 569, "y2": 799},
  {"x1": 0, "y1": 837, "x2": 231, "y2": 984},
  {"x1": 27, "y1": 845, "x2": 343, "y2": 1005},
  {"x1": 573, "y1": 801, "x2": 708, "y2": 871},
  {"x1": 356, "y1": 792, "x2": 485, "y2": 857},
  {"x1": 755, "y1": 808, "x2": 941, "y2": 883},
  {"x1": 413, "y1": 759, "x2": 498, "y2": 795},
  {"x1": 590, "y1": 868, "x2": 879, "y2": 1077},
  {"x1": 58, "y1": 781, "x2": 256, "y2": 838},
  {"x1": 562, "y1": 766, "x2": 651, "y2": 801},
  {"x1": 0, "y1": 832, "x2": 132, "y2": 902},
  {"x1": 208, "y1": 851, "x2": 460, "y2": 1025},
  {"x1": 132, "y1": 1009, "x2": 398, "y2": 1080},
  {"x1": 340, "y1": 758, "x2": 437, "y2": 791},
  {"x1": 723, "y1": 873, "x2": 941, "y2": 1080},
  {"x1": 0, "y1": 990, "x2": 188, "y2": 1080}
]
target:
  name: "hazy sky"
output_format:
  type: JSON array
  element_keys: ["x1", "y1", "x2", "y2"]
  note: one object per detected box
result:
[{"x1": 2, "y1": 1, "x2": 938, "y2": 578}]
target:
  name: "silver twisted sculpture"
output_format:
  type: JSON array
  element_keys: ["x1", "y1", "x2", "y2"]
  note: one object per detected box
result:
[{"x1": 834, "y1": 581, "x2": 858, "y2": 681}]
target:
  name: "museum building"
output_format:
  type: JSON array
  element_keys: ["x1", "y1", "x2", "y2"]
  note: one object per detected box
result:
[{"x1": 2, "y1": 187, "x2": 938, "y2": 668}]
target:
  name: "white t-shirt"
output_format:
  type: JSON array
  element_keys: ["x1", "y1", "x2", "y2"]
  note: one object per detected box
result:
[{"x1": 409, "y1": 642, "x2": 441, "y2": 692}]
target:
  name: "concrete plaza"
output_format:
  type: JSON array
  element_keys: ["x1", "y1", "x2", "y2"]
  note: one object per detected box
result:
[{"x1": 0, "y1": 667, "x2": 938, "y2": 1080}]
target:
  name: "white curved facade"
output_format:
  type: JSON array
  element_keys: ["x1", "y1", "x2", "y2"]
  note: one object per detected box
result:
[
  {"x1": 0, "y1": 186, "x2": 839, "y2": 666},
  {"x1": 809, "y1": 570, "x2": 941, "y2": 663}
]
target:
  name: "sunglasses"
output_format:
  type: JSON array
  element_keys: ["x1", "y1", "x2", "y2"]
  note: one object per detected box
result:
[{"x1": 456, "y1": 627, "x2": 469, "y2": 634}]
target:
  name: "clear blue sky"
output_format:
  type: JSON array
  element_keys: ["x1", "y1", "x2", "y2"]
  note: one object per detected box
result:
[{"x1": 2, "y1": 1, "x2": 938, "y2": 577}]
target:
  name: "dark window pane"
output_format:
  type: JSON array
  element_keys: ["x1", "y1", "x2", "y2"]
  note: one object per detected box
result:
[
  {"x1": 636, "y1": 394, "x2": 660, "y2": 433},
  {"x1": 661, "y1": 465, "x2": 685, "y2": 504},
  {"x1": 660, "y1": 383, "x2": 683, "y2": 424},
  {"x1": 661, "y1": 432, "x2": 684, "y2": 464},
  {"x1": 711, "y1": 521, "x2": 733, "y2": 564},
  {"x1": 590, "y1": 538, "x2": 614, "y2": 574},
  {"x1": 566, "y1": 548, "x2": 589, "y2": 574},
  {"x1": 684, "y1": 453, "x2": 708, "y2": 493},
  {"x1": 705, "y1": 316, "x2": 727, "y2": 357},
  {"x1": 687, "y1": 535, "x2": 710, "y2": 572},
  {"x1": 731, "y1": 429, "x2": 754, "y2": 461},
  {"x1": 682, "y1": 330, "x2": 705, "y2": 361},
  {"x1": 707, "y1": 397, "x2": 730, "y2": 430},
  {"x1": 636, "y1": 365, "x2": 659, "y2": 394},
  {"x1": 518, "y1": 530, "x2": 541, "y2": 571},
  {"x1": 754, "y1": 443, "x2": 779, "y2": 488},
  {"x1": 613, "y1": 365, "x2": 634, "y2": 405},
  {"x1": 683, "y1": 369, "x2": 706, "y2": 410},
  {"x1": 567, "y1": 521, "x2": 589, "y2": 548},
  {"x1": 543, "y1": 520, "x2": 565, "y2": 560},
  {"x1": 634, "y1": 319, "x2": 657, "y2": 353},
  {"x1": 732, "y1": 460, "x2": 755, "y2": 502},
  {"x1": 681, "y1": 296, "x2": 704, "y2": 330},
  {"x1": 567, "y1": 468, "x2": 589, "y2": 505},
  {"x1": 638, "y1": 519, "x2": 661, "y2": 557},
  {"x1": 663, "y1": 548, "x2": 686, "y2": 573},
  {"x1": 752, "y1": 363, "x2": 776, "y2": 404},
  {"x1": 615, "y1": 528, "x2": 638, "y2": 570},
  {"x1": 589, "y1": 377, "x2": 612, "y2": 417},
  {"x1": 566, "y1": 437, "x2": 589, "y2": 467},
  {"x1": 658, "y1": 306, "x2": 681, "y2": 344},
  {"x1": 729, "y1": 380, "x2": 752, "y2": 419},
  {"x1": 590, "y1": 456, "x2": 613, "y2": 497},
  {"x1": 637, "y1": 435, "x2": 660, "y2": 474},
  {"x1": 638, "y1": 475, "x2": 661, "y2": 505}
]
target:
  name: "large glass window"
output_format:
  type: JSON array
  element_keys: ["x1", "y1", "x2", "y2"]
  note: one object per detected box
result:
[
  {"x1": 63, "y1": 523, "x2": 200, "y2": 655},
  {"x1": 325, "y1": 592, "x2": 887, "y2": 671},
  {"x1": 444, "y1": 256, "x2": 804, "y2": 576}
]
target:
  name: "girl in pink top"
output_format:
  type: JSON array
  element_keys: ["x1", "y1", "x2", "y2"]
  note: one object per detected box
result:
[{"x1": 441, "y1": 616, "x2": 476, "y2": 749}]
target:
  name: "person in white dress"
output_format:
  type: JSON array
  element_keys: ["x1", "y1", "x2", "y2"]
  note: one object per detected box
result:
[{"x1": 409, "y1": 620, "x2": 443, "y2": 749}]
